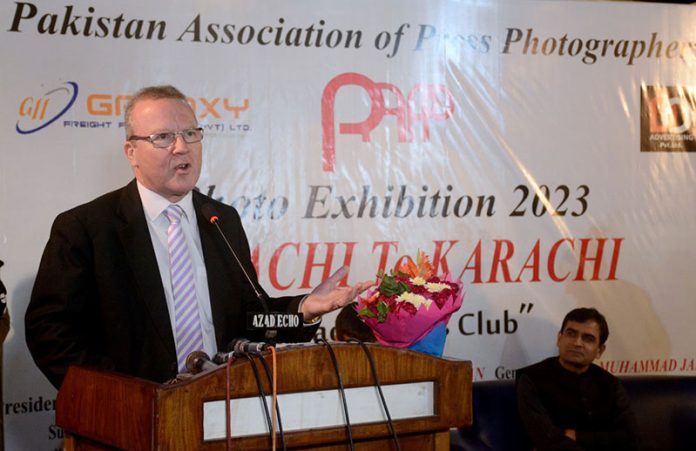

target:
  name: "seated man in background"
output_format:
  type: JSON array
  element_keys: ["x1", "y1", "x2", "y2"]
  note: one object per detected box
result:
[
  {"x1": 516, "y1": 307, "x2": 638, "y2": 451},
  {"x1": 334, "y1": 302, "x2": 375, "y2": 342}
]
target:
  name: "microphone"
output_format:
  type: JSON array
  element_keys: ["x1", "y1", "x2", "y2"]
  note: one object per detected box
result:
[
  {"x1": 212, "y1": 351, "x2": 234, "y2": 365},
  {"x1": 201, "y1": 203, "x2": 280, "y2": 344},
  {"x1": 200, "y1": 203, "x2": 270, "y2": 314},
  {"x1": 214, "y1": 339, "x2": 269, "y2": 363},
  {"x1": 185, "y1": 350, "x2": 218, "y2": 374},
  {"x1": 231, "y1": 338, "x2": 269, "y2": 355}
]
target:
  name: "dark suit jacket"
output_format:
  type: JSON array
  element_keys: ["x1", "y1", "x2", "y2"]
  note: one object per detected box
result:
[{"x1": 25, "y1": 180, "x2": 315, "y2": 388}]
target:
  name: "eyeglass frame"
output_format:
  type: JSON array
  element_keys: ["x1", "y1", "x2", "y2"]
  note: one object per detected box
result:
[{"x1": 127, "y1": 127, "x2": 204, "y2": 148}]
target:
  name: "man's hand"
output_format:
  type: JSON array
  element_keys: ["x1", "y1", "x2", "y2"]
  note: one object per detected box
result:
[
  {"x1": 564, "y1": 429, "x2": 577, "y2": 441},
  {"x1": 301, "y1": 266, "x2": 374, "y2": 321}
]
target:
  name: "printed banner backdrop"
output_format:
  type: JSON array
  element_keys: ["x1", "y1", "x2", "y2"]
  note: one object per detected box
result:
[{"x1": 1, "y1": 0, "x2": 695, "y2": 448}]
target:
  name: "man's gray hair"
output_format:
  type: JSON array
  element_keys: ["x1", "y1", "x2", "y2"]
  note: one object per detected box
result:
[{"x1": 123, "y1": 85, "x2": 190, "y2": 137}]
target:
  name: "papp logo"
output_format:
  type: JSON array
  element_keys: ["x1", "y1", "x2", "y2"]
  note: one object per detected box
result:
[
  {"x1": 17, "y1": 82, "x2": 79, "y2": 134},
  {"x1": 321, "y1": 72, "x2": 455, "y2": 172},
  {"x1": 640, "y1": 85, "x2": 696, "y2": 152}
]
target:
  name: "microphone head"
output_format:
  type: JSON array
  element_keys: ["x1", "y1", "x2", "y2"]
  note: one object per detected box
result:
[
  {"x1": 229, "y1": 338, "x2": 269, "y2": 355},
  {"x1": 185, "y1": 350, "x2": 211, "y2": 374},
  {"x1": 201, "y1": 203, "x2": 220, "y2": 224},
  {"x1": 212, "y1": 352, "x2": 232, "y2": 365},
  {"x1": 230, "y1": 338, "x2": 250, "y2": 354}
]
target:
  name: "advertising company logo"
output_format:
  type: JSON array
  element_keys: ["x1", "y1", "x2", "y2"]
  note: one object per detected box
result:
[
  {"x1": 641, "y1": 85, "x2": 695, "y2": 152},
  {"x1": 81, "y1": 93, "x2": 250, "y2": 134},
  {"x1": 321, "y1": 72, "x2": 455, "y2": 172},
  {"x1": 85, "y1": 94, "x2": 249, "y2": 121},
  {"x1": 17, "y1": 82, "x2": 79, "y2": 134}
]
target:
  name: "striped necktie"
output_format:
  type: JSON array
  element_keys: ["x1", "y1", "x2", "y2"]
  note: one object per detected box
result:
[{"x1": 164, "y1": 204, "x2": 204, "y2": 373}]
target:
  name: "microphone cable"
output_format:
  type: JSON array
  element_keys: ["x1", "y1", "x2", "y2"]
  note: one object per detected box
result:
[
  {"x1": 256, "y1": 347, "x2": 286, "y2": 451},
  {"x1": 225, "y1": 355, "x2": 236, "y2": 451},
  {"x1": 349, "y1": 339, "x2": 401, "y2": 451},
  {"x1": 244, "y1": 354, "x2": 276, "y2": 450},
  {"x1": 318, "y1": 339, "x2": 354, "y2": 450}
]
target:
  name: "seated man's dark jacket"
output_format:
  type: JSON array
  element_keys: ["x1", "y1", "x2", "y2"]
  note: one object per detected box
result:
[
  {"x1": 25, "y1": 180, "x2": 315, "y2": 389},
  {"x1": 517, "y1": 357, "x2": 638, "y2": 451}
]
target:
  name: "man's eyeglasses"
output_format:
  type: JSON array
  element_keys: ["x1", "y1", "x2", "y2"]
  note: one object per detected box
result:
[{"x1": 128, "y1": 128, "x2": 204, "y2": 148}]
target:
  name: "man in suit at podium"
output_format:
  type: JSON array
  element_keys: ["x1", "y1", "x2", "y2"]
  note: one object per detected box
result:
[{"x1": 25, "y1": 85, "x2": 372, "y2": 389}]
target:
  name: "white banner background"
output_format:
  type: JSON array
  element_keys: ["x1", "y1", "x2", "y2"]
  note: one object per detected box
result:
[{"x1": 1, "y1": 0, "x2": 695, "y2": 449}]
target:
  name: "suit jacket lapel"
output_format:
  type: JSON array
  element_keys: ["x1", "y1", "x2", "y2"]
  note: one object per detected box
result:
[
  {"x1": 193, "y1": 192, "x2": 227, "y2": 347},
  {"x1": 116, "y1": 180, "x2": 176, "y2": 360}
]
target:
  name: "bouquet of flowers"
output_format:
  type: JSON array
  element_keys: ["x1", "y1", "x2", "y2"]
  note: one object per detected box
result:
[{"x1": 356, "y1": 250, "x2": 464, "y2": 356}]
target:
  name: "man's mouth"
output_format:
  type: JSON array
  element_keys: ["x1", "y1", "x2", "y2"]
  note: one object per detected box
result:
[{"x1": 174, "y1": 163, "x2": 190, "y2": 171}]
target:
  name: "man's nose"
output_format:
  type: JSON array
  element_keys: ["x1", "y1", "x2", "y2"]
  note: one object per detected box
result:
[{"x1": 171, "y1": 134, "x2": 190, "y2": 153}]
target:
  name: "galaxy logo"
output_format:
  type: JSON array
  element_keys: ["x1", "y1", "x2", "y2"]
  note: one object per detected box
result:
[
  {"x1": 640, "y1": 85, "x2": 696, "y2": 152},
  {"x1": 16, "y1": 82, "x2": 79, "y2": 134},
  {"x1": 82, "y1": 93, "x2": 250, "y2": 133}
]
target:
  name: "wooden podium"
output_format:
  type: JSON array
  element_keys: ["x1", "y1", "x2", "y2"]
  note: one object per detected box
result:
[{"x1": 57, "y1": 343, "x2": 472, "y2": 450}]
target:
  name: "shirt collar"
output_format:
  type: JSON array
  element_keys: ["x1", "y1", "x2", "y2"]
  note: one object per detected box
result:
[{"x1": 136, "y1": 181, "x2": 195, "y2": 224}]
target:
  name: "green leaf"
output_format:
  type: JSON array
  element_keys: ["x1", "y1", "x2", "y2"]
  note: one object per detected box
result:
[
  {"x1": 376, "y1": 300, "x2": 390, "y2": 323},
  {"x1": 379, "y1": 274, "x2": 409, "y2": 297},
  {"x1": 358, "y1": 307, "x2": 376, "y2": 318}
]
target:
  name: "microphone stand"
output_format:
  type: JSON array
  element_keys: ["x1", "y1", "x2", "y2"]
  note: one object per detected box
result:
[{"x1": 202, "y1": 205, "x2": 277, "y2": 345}]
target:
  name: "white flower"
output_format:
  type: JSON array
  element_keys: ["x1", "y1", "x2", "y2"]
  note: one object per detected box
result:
[
  {"x1": 410, "y1": 276, "x2": 426, "y2": 286},
  {"x1": 425, "y1": 282, "x2": 451, "y2": 293},
  {"x1": 396, "y1": 292, "x2": 432, "y2": 310}
]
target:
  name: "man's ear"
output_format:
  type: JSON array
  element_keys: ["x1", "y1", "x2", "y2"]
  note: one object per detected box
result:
[
  {"x1": 596, "y1": 343, "x2": 606, "y2": 359},
  {"x1": 124, "y1": 141, "x2": 136, "y2": 167}
]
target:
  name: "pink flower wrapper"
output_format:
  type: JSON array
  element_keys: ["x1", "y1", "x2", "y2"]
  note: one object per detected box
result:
[{"x1": 357, "y1": 278, "x2": 465, "y2": 348}]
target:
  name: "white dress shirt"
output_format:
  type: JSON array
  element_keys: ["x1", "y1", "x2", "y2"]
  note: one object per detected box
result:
[{"x1": 137, "y1": 182, "x2": 217, "y2": 357}]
